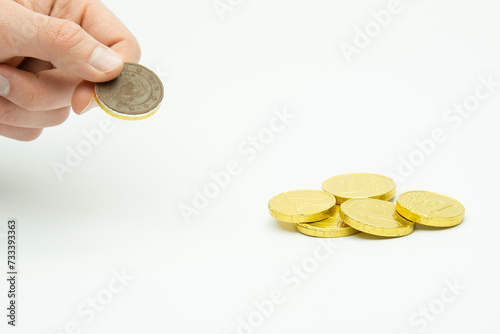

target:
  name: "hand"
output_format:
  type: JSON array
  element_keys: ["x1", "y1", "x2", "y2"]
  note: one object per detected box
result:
[{"x1": 0, "y1": 0, "x2": 141, "y2": 141}]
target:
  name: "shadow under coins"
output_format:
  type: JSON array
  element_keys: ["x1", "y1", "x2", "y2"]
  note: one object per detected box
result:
[
  {"x1": 272, "y1": 219, "x2": 299, "y2": 233},
  {"x1": 413, "y1": 224, "x2": 456, "y2": 232}
]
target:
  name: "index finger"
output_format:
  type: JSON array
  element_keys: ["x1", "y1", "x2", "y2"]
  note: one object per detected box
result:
[
  {"x1": 71, "y1": 0, "x2": 142, "y2": 114},
  {"x1": 80, "y1": 0, "x2": 141, "y2": 63}
]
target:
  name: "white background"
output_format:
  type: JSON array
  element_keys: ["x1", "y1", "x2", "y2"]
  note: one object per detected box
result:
[{"x1": 1, "y1": 0, "x2": 499, "y2": 333}]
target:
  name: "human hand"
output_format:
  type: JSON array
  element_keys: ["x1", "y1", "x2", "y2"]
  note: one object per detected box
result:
[{"x1": 0, "y1": 0, "x2": 141, "y2": 141}]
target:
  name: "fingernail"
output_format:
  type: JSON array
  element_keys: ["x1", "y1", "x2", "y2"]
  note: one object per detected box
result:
[
  {"x1": 90, "y1": 46, "x2": 123, "y2": 73},
  {"x1": 0, "y1": 75, "x2": 10, "y2": 96},
  {"x1": 81, "y1": 98, "x2": 98, "y2": 115}
]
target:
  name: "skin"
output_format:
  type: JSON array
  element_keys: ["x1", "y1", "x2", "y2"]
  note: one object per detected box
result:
[{"x1": 0, "y1": 0, "x2": 141, "y2": 141}]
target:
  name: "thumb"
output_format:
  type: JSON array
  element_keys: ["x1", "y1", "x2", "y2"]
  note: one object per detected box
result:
[{"x1": 4, "y1": 2, "x2": 124, "y2": 82}]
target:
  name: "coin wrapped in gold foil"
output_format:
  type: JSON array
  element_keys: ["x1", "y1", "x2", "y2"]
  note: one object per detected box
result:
[
  {"x1": 268, "y1": 190, "x2": 336, "y2": 223},
  {"x1": 322, "y1": 173, "x2": 396, "y2": 204},
  {"x1": 95, "y1": 63, "x2": 164, "y2": 121},
  {"x1": 396, "y1": 191, "x2": 465, "y2": 227},
  {"x1": 340, "y1": 198, "x2": 414, "y2": 237},
  {"x1": 295, "y1": 205, "x2": 359, "y2": 238}
]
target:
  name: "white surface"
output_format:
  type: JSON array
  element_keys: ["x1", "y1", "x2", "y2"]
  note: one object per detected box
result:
[{"x1": 1, "y1": 0, "x2": 500, "y2": 333}]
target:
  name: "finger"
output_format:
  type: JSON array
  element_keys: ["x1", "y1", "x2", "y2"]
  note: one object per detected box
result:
[
  {"x1": 71, "y1": 34, "x2": 142, "y2": 115},
  {"x1": 0, "y1": 64, "x2": 80, "y2": 111},
  {"x1": 80, "y1": 0, "x2": 142, "y2": 63},
  {"x1": 0, "y1": 123, "x2": 43, "y2": 142},
  {"x1": 0, "y1": 57, "x2": 25, "y2": 68},
  {"x1": 1, "y1": 1, "x2": 124, "y2": 82},
  {"x1": 71, "y1": 0, "x2": 142, "y2": 114},
  {"x1": 72, "y1": 81, "x2": 97, "y2": 115},
  {"x1": 0, "y1": 98, "x2": 70, "y2": 128}
]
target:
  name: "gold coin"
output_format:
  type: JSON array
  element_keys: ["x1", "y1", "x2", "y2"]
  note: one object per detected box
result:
[
  {"x1": 295, "y1": 206, "x2": 359, "y2": 238},
  {"x1": 396, "y1": 191, "x2": 465, "y2": 227},
  {"x1": 340, "y1": 198, "x2": 414, "y2": 237},
  {"x1": 268, "y1": 190, "x2": 336, "y2": 223},
  {"x1": 322, "y1": 173, "x2": 396, "y2": 204}
]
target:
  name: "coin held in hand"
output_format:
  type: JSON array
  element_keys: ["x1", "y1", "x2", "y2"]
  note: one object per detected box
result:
[{"x1": 95, "y1": 63, "x2": 164, "y2": 121}]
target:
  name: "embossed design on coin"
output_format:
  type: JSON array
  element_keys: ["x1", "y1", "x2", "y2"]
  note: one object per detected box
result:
[
  {"x1": 340, "y1": 198, "x2": 414, "y2": 237},
  {"x1": 268, "y1": 190, "x2": 336, "y2": 223},
  {"x1": 95, "y1": 63, "x2": 164, "y2": 121},
  {"x1": 396, "y1": 191, "x2": 465, "y2": 227},
  {"x1": 322, "y1": 173, "x2": 396, "y2": 204},
  {"x1": 296, "y1": 205, "x2": 359, "y2": 238}
]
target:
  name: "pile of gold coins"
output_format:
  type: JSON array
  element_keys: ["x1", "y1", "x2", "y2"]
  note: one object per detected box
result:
[{"x1": 268, "y1": 173, "x2": 465, "y2": 238}]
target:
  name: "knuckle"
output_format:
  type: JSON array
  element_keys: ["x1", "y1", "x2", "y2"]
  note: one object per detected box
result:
[
  {"x1": 16, "y1": 82, "x2": 46, "y2": 111},
  {"x1": 119, "y1": 36, "x2": 141, "y2": 63},
  {"x1": 0, "y1": 104, "x2": 17, "y2": 124},
  {"x1": 49, "y1": 107, "x2": 70, "y2": 127},
  {"x1": 48, "y1": 20, "x2": 84, "y2": 49},
  {"x1": 131, "y1": 37, "x2": 142, "y2": 62},
  {"x1": 23, "y1": 90, "x2": 42, "y2": 111},
  {"x1": 19, "y1": 128, "x2": 43, "y2": 141}
]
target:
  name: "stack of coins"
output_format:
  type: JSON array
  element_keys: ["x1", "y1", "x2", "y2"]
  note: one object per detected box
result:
[{"x1": 268, "y1": 173, "x2": 465, "y2": 238}]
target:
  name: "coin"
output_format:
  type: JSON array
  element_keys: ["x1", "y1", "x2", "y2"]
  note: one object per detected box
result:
[
  {"x1": 268, "y1": 190, "x2": 336, "y2": 223},
  {"x1": 295, "y1": 205, "x2": 359, "y2": 238},
  {"x1": 95, "y1": 63, "x2": 164, "y2": 121},
  {"x1": 322, "y1": 173, "x2": 396, "y2": 204},
  {"x1": 340, "y1": 198, "x2": 414, "y2": 237},
  {"x1": 396, "y1": 191, "x2": 465, "y2": 227}
]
